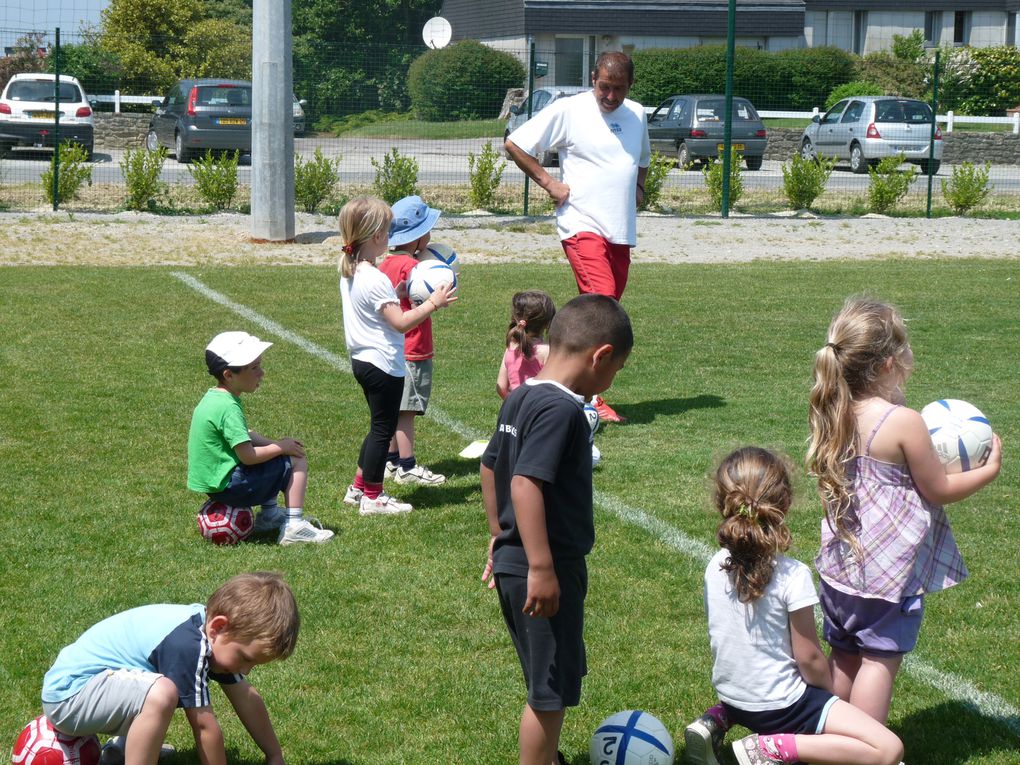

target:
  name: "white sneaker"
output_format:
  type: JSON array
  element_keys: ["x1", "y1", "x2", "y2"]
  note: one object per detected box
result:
[
  {"x1": 394, "y1": 464, "x2": 446, "y2": 485},
  {"x1": 384, "y1": 460, "x2": 399, "y2": 479},
  {"x1": 252, "y1": 505, "x2": 286, "y2": 533},
  {"x1": 343, "y1": 485, "x2": 364, "y2": 505},
  {"x1": 278, "y1": 518, "x2": 334, "y2": 545},
  {"x1": 359, "y1": 493, "x2": 413, "y2": 516},
  {"x1": 101, "y1": 737, "x2": 175, "y2": 765}
]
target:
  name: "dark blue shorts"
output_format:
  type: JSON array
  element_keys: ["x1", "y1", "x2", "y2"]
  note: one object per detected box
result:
[
  {"x1": 495, "y1": 559, "x2": 588, "y2": 711},
  {"x1": 723, "y1": 685, "x2": 838, "y2": 736},
  {"x1": 209, "y1": 456, "x2": 292, "y2": 507},
  {"x1": 820, "y1": 580, "x2": 924, "y2": 657}
]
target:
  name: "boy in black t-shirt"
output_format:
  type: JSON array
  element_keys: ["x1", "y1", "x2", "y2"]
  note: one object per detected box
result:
[{"x1": 480, "y1": 294, "x2": 633, "y2": 765}]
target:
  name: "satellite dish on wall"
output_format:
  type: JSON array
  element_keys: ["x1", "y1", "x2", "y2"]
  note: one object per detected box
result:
[{"x1": 423, "y1": 16, "x2": 452, "y2": 49}]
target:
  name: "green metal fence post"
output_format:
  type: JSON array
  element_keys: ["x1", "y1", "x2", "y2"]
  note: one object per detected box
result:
[
  {"x1": 926, "y1": 49, "x2": 941, "y2": 219},
  {"x1": 52, "y1": 27, "x2": 61, "y2": 211},
  {"x1": 523, "y1": 39, "x2": 535, "y2": 217},
  {"x1": 721, "y1": 0, "x2": 736, "y2": 218}
]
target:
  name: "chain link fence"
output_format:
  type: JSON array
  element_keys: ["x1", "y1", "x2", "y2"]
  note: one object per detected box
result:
[{"x1": 1, "y1": 22, "x2": 1019, "y2": 216}]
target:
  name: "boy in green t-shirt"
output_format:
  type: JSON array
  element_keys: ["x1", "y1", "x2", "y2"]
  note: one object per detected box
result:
[{"x1": 187, "y1": 331, "x2": 333, "y2": 545}]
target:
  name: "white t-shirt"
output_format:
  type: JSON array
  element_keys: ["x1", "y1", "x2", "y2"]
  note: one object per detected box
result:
[
  {"x1": 705, "y1": 548, "x2": 819, "y2": 711},
  {"x1": 339, "y1": 261, "x2": 405, "y2": 376},
  {"x1": 508, "y1": 90, "x2": 650, "y2": 246}
]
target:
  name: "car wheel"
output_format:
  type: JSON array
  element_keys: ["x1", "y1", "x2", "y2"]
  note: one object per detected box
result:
[
  {"x1": 850, "y1": 143, "x2": 869, "y2": 174},
  {"x1": 83, "y1": 143, "x2": 94, "y2": 161},
  {"x1": 800, "y1": 138, "x2": 817, "y2": 162},
  {"x1": 745, "y1": 155, "x2": 763, "y2": 171},
  {"x1": 145, "y1": 129, "x2": 160, "y2": 153},
  {"x1": 921, "y1": 159, "x2": 941, "y2": 176},
  {"x1": 677, "y1": 142, "x2": 692, "y2": 170},
  {"x1": 175, "y1": 132, "x2": 193, "y2": 164}
]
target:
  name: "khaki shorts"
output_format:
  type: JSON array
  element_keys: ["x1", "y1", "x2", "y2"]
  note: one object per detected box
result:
[
  {"x1": 42, "y1": 669, "x2": 162, "y2": 737},
  {"x1": 399, "y1": 359, "x2": 433, "y2": 414}
]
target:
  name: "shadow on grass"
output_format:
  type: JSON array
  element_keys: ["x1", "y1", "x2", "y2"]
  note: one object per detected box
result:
[
  {"x1": 615, "y1": 393, "x2": 726, "y2": 425},
  {"x1": 295, "y1": 230, "x2": 339, "y2": 244},
  {"x1": 206, "y1": 750, "x2": 358, "y2": 765},
  {"x1": 420, "y1": 456, "x2": 485, "y2": 482},
  {"x1": 896, "y1": 700, "x2": 1020, "y2": 764}
]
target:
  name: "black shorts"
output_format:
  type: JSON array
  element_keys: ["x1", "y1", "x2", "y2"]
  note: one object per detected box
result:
[
  {"x1": 723, "y1": 685, "x2": 838, "y2": 736},
  {"x1": 495, "y1": 559, "x2": 588, "y2": 711}
]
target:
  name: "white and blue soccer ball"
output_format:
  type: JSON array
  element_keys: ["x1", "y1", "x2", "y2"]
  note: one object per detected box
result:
[
  {"x1": 590, "y1": 710, "x2": 674, "y2": 765},
  {"x1": 422, "y1": 242, "x2": 460, "y2": 276},
  {"x1": 920, "y1": 399, "x2": 993, "y2": 473},
  {"x1": 408, "y1": 260, "x2": 457, "y2": 306},
  {"x1": 583, "y1": 402, "x2": 601, "y2": 435}
]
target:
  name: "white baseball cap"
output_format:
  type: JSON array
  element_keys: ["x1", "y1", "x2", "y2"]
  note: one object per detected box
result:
[{"x1": 205, "y1": 331, "x2": 273, "y2": 370}]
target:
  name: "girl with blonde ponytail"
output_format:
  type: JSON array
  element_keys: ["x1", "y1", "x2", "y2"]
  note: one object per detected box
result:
[
  {"x1": 684, "y1": 447, "x2": 903, "y2": 765},
  {"x1": 807, "y1": 296, "x2": 1001, "y2": 727}
]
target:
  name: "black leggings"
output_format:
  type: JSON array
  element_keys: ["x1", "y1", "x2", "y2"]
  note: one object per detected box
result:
[{"x1": 352, "y1": 358, "x2": 404, "y2": 484}]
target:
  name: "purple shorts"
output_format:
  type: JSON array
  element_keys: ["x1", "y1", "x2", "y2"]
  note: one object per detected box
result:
[{"x1": 820, "y1": 579, "x2": 924, "y2": 657}]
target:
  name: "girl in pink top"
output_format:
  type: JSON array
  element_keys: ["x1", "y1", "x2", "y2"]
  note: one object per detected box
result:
[{"x1": 496, "y1": 290, "x2": 556, "y2": 399}]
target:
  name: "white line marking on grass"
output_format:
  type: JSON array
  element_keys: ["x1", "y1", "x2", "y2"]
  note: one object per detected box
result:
[{"x1": 172, "y1": 271, "x2": 1020, "y2": 737}]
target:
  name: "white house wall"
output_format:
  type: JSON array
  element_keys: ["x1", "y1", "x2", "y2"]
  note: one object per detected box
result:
[{"x1": 970, "y1": 11, "x2": 1008, "y2": 46}]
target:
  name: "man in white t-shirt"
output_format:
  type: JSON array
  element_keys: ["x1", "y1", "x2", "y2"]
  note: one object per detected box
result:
[{"x1": 505, "y1": 51, "x2": 649, "y2": 422}]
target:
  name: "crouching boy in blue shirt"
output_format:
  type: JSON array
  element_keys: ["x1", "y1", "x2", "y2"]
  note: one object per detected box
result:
[
  {"x1": 481, "y1": 294, "x2": 633, "y2": 765},
  {"x1": 40, "y1": 572, "x2": 299, "y2": 765}
]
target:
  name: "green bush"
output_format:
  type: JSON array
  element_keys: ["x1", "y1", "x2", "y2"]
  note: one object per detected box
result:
[
  {"x1": 631, "y1": 45, "x2": 856, "y2": 111},
  {"x1": 639, "y1": 151, "x2": 672, "y2": 211},
  {"x1": 781, "y1": 153, "x2": 836, "y2": 210},
  {"x1": 941, "y1": 161, "x2": 992, "y2": 215},
  {"x1": 867, "y1": 154, "x2": 917, "y2": 214},
  {"x1": 853, "y1": 53, "x2": 927, "y2": 100},
  {"x1": 315, "y1": 110, "x2": 412, "y2": 136},
  {"x1": 41, "y1": 142, "x2": 93, "y2": 206},
  {"x1": 467, "y1": 140, "x2": 506, "y2": 210},
  {"x1": 295, "y1": 148, "x2": 342, "y2": 213},
  {"x1": 702, "y1": 150, "x2": 744, "y2": 209},
  {"x1": 189, "y1": 150, "x2": 239, "y2": 210},
  {"x1": 941, "y1": 45, "x2": 1020, "y2": 115},
  {"x1": 825, "y1": 80, "x2": 885, "y2": 110},
  {"x1": 120, "y1": 146, "x2": 167, "y2": 211},
  {"x1": 892, "y1": 30, "x2": 926, "y2": 63},
  {"x1": 408, "y1": 40, "x2": 526, "y2": 122},
  {"x1": 371, "y1": 147, "x2": 419, "y2": 204}
]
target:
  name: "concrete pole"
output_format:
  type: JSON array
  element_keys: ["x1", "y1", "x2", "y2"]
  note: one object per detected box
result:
[{"x1": 251, "y1": 0, "x2": 294, "y2": 241}]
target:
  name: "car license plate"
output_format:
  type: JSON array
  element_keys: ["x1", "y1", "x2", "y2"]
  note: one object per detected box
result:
[
  {"x1": 31, "y1": 111, "x2": 57, "y2": 119},
  {"x1": 218, "y1": 118, "x2": 247, "y2": 125},
  {"x1": 718, "y1": 143, "x2": 745, "y2": 152}
]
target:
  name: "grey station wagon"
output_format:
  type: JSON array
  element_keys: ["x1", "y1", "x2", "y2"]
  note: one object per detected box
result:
[
  {"x1": 146, "y1": 79, "x2": 252, "y2": 163},
  {"x1": 800, "y1": 96, "x2": 943, "y2": 175},
  {"x1": 648, "y1": 94, "x2": 768, "y2": 170}
]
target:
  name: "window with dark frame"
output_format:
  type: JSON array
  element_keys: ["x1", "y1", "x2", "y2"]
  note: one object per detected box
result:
[
  {"x1": 924, "y1": 11, "x2": 942, "y2": 45},
  {"x1": 954, "y1": 11, "x2": 971, "y2": 45}
]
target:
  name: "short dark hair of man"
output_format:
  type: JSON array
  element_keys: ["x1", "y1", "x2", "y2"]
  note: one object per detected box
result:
[
  {"x1": 593, "y1": 51, "x2": 634, "y2": 84},
  {"x1": 549, "y1": 294, "x2": 633, "y2": 360}
]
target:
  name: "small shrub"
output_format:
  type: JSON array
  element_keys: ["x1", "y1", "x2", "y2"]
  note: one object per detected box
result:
[
  {"x1": 867, "y1": 154, "x2": 917, "y2": 214},
  {"x1": 781, "y1": 152, "x2": 836, "y2": 210},
  {"x1": 371, "y1": 147, "x2": 419, "y2": 204},
  {"x1": 639, "y1": 151, "x2": 672, "y2": 211},
  {"x1": 467, "y1": 140, "x2": 506, "y2": 210},
  {"x1": 408, "y1": 40, "x2": 526, "y2": 121},
  {"x1": 825, "y1": 80, "x2": 884, "y2": 110},
  {"x1": 189, "y1": 150, "x2": 239, "y2": 210},
  {"x1": 41, "y1": 141, "x2": 93, "y2": 206},
  {"x1": 891, "y1": 30, "x2": 926, "y2": 63},
  {"x1": 120, "y1": 146, "x2": 167, "y2": 211},
  {"x1": 295, "y1": 148, "x2": 342, "y2": 213},
  {"x1": 702, "y1": 150, "x2": 744, "y2": 209},
  {"x1": 941, "y1": 162, "x2": 992, "y2": 215}
]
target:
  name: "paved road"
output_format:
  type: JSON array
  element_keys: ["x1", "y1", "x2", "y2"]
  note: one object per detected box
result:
[{"x1": 4, "y1": 135, "x2": 1020, "y2": 193}]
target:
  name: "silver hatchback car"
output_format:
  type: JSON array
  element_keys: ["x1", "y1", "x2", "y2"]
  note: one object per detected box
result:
[{"x1": 800, "y1": 96, "x2": 943, "y2": 175}]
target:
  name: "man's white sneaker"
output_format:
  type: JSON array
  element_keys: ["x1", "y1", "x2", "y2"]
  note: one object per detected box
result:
[
  {"x1": 394, "y1": 464, "x2": 446, "y2": 486},
  {"x1": 343, "y1": 485, "x2": 364, "y2": 505},
  {"x1": 384, "y1": 460, "x2": 398, "y2": 479},
  {"x1": 252, "y1": 505, "x2": 287, "y2": 533},
  {"x1": 359, "y1": 493, "x2": 413, "y2": 516},
  {"x1": 278, "y1": 518, "x2": 334, "y2": 545}
]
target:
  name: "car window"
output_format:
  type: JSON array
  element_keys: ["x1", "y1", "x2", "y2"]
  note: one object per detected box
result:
[
  {"x1": 195, "y1": 85, "x2": 252, "y2": 106},
  {"x1": 669, "y1": 100, "x2": 685, "y2": 121},
  {"x1": 822, "y1": 100, "x2": 847, "y2": 124},
  {"x1": 732, "y1": 100, "x2": 758, "y2": 121},
  {"x1": 648, "y1": 100, "x2": 672, "y2": 124},
  {"x1": 841, "y1": 100, "x2": 864, "y2": 123},
  {"x1": 534, "y1": 91, "x2": 551, "y2": 111},
  {"x1": 170, "y1": 87, "x2": 185, "y2": 106},
  {"x1": 6, "y1": 81, "x2": 82, "y2": 102},
  {"x1": 695, "y1": 100, "x2": 722, "y2": 122},
  {"x1": 876, "y1": 100, "x2": 932, "y2": 124}
]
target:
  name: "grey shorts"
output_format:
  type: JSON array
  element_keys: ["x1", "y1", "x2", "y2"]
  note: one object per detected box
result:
[
  {"x1": 42, "y1": 669, "x2": 162, "y2": 737},
  {"x1": 399, "y1": 359, "x2": 432, "y2": 414}
]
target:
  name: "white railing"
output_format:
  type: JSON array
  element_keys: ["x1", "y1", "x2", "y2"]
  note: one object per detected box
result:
[
  {"x1": 644, "y1": 105, "x2": 1020, "y2": 134},
  {"x1": 92, "y1": 91, "x2": 159, "y2": 113}
]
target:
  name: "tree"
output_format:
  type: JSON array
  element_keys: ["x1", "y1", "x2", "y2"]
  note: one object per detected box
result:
[
  {"x1": 45, "y1": 31, "x2": 123, "y2": 97},
  {"x1": 0, "y1": 33, "x2": 47, "y2": 93}
]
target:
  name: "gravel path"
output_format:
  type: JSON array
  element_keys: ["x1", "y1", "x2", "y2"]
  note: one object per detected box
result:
[{"x1": 0, "y1": 210, "x2": 1016, "y2": 266}]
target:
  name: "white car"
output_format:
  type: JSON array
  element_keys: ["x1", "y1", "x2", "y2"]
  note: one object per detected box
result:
[{"x1": 0, "y1": 73, "x2": 95, "y2": 159}]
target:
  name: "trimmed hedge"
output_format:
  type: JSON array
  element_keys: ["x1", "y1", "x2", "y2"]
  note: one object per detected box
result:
[
  {"x1": 408, "y1": 40, "x2": 526, "y2": 122},
  {"x1": 631, "y1": 45, "x2": 856, "y2": 111}
]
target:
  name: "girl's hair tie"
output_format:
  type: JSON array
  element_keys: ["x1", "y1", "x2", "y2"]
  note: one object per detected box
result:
[
  {"x1": 342, "y1": 243, "x2": 355, "y2": 256},
  {"x1": 825, "y1": 341, "x2": 840, "y2": 352},
  {"x1": 737, "y1": 504, "x2": 758, "y2": 521},
  {"x1": 517, "y1": 319, "x2": 527, "y2": 328}
]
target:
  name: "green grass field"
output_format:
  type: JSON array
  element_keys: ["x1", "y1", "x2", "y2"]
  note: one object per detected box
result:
[{"x1": 2, "y1": 261, "x2": 1018, "y2": 764}]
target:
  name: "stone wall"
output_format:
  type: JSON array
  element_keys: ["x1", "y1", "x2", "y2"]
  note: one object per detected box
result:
[
  {"x1": 765, "y1": 126, "x2": 1020, "y2": 165},
  {"x1": 94, "y1": 113, "x2": 150, "y2": 150}
]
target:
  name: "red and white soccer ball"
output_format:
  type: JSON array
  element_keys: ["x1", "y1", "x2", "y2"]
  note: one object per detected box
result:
[
  {"x1": 196, "y1": 500, "x2": 254, "y2": 545},
  {"x1": 11, "y1": 715, "x2": 100, "y2": 765}
]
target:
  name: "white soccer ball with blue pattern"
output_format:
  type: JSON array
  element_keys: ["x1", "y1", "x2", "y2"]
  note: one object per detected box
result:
[
  {"x1": 422, "y1": 242, "x2": 460, "y2": 276},
  {"x1": 583, "y1": 402, "x2": 601, "y2": 434},
  {"x1": 921, "y1": 399, "x2": 993, "y2": 473},
  {"x1": 408, "y1": 260, "x2": 457, "y2": 306},
  {"x1": 590, "y1": 710, "x2": 674, "y2": 765}
]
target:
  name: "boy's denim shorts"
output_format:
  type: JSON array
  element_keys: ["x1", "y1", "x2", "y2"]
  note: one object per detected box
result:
[
  {"x1": 494, "y1": 559, "x2": 588, "y2": 711},
  {"x1": 209, "y1": 455, "x2": 292, "y2": 508},
  {"x1": 42, "y1": 669, "x2": 161, "y2": 737}
]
